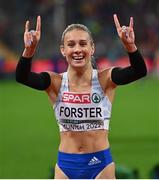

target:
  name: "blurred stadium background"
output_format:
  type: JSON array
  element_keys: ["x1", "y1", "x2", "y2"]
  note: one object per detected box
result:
[{"x1": 0, "y1": 0, "x2": 159, "y2": 178}]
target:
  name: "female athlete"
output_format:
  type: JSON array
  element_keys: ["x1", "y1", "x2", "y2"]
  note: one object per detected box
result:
[{"x1": 16, "y1": 14, "x2": 147, "y2": 179}]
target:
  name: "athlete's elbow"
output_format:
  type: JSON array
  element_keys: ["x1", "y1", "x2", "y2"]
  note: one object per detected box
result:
[
  {"x1": 141, "y1": 65, "x2": 147, "y2": 78},
  {"x1": 15, "y1": 71, "x2": 21, "y2": 83},
  {"x1": 15, "y1": 71, "x2": 26, "y2": 84},
  {"x1": 15, "y1": 72, "x2": 21, "y2": 83},
  {"x1": 137, "y1": 67, "x2": 147, "y2": 80}
]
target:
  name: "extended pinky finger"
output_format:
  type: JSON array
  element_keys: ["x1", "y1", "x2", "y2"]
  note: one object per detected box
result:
[
  {"x1": 129, "y1": 17, "x2": 134, "y2": 28},
  {"x1": 25, "y1": 21, "x2": 29, "y2": 32}
]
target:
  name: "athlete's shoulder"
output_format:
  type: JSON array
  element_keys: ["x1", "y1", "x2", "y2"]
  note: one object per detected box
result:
[
  {"x1": 97, "y1": 67, "x2": 113, "y2": 79},
  {"x1": 97, "y1": 67, "x2": 117, "y2": 90},
  {"x1": 45, "y1": 71, "x2": 63, "y2": 93},
  {"x1": 45, "y1": 71, "x2": 62, "y2": 79}
]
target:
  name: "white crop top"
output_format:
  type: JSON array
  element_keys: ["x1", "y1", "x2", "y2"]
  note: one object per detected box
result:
[{"x1": 53, "y1": 70, "x2": 112, "y2": 132}]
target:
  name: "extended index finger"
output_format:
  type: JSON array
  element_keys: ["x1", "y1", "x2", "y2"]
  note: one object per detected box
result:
[
  {"x1": 36, "y1": 16, "x2": 41, "y2": 32},
  {"x1": 113, "y1": 14, "x2": 121, "y2": 29}
]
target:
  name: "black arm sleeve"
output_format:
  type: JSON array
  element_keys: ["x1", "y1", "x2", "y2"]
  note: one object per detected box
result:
[
  {"x1": 16, "y1": 56, "x2": 51, "y2": 90},
  {"x1": 111, "y1": 50, "x2": 147, "y2": 85}
]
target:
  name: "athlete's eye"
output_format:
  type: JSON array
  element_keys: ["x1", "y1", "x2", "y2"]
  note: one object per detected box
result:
[
  {"x1": 80, "y1": 43, "x2": 87, "y2": 47},
  {"x1": 80, "y1": 41, "x2": 87, "y2": 47},
  {"x1": 67, "y1": 43, "x2": 75, "y2": 47}
]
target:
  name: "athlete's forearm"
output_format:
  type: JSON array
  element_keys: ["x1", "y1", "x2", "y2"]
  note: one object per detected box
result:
[
  {"x1": 111, "y1": 50, "x2": 147, "y2": 85},
  {"x1": 16, "y1": 56, "x2": 51, "y2": 90}
]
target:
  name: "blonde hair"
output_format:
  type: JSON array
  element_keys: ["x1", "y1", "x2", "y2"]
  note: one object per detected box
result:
[{"x1": 61, "y1": 24, "x2": 94, "y2": 46}]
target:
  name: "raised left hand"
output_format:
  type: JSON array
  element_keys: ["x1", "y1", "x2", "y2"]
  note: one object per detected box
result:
[{"x1": 113, "y1": 14, "x2": 137, "y2": 52}]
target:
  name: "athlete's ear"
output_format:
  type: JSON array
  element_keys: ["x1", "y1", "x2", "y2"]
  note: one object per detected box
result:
[
  {"x1": 91, "y1": 43, "x2": 95, "y2": 56},
  {"x1": 60, "y1": 45, "x2": 65, "y2": 57}
]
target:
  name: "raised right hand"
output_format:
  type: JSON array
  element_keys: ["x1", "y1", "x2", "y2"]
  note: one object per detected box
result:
[{"x1": 23, "y1": 16, "x2": 41, "y2": 57}]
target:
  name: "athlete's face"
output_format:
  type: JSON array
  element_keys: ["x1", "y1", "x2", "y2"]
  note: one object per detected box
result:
[{"x1": 61, "y1": 29, "x2": 95, "y2": 68}]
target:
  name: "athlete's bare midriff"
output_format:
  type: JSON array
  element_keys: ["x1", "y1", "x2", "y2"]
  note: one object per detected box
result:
[{"x1": 59, "y1": 129, "x2": 110, "y2": 153}]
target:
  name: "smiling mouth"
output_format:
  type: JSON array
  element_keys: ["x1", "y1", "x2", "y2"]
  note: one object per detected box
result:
[{"x1": 72, "y1": 56, "x2": 85, "y2": 61}]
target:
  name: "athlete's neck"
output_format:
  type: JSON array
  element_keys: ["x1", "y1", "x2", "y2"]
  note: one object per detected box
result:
[{"x1": 67, "y1": 65, "x2": 93, "y2": 85}]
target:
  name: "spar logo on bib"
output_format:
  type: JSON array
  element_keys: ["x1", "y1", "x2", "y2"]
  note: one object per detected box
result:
[
  {"x1": 91, "y1": 93, "x2": 101, "y2": 103},
  {"x1": 62, "y1": 92, "x2": 101, "y2": 104},
  {"x1": 62, "y1": 92, "x2": 91, "y2": 104}
]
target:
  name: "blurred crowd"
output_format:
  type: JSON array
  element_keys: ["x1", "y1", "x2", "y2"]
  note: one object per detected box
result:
[
  {"x1": 0, "y1": 0, "x2": 159, "y2": 74},
  {"x1": 67, "y1": 0, "x2": 159, "y2": 59}
]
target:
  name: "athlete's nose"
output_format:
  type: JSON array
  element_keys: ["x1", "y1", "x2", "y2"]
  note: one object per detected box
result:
[{"x1": 74, "y1": 44, "x2": 82, "y2": 53}]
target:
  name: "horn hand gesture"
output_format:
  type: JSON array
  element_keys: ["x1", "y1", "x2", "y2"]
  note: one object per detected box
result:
[
  {"x1": 23, "y1": 16, "x2": 41, "y2": 57},
  {"x1": 113, "y1": 14, "x2": 137, "y2": 52}
]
